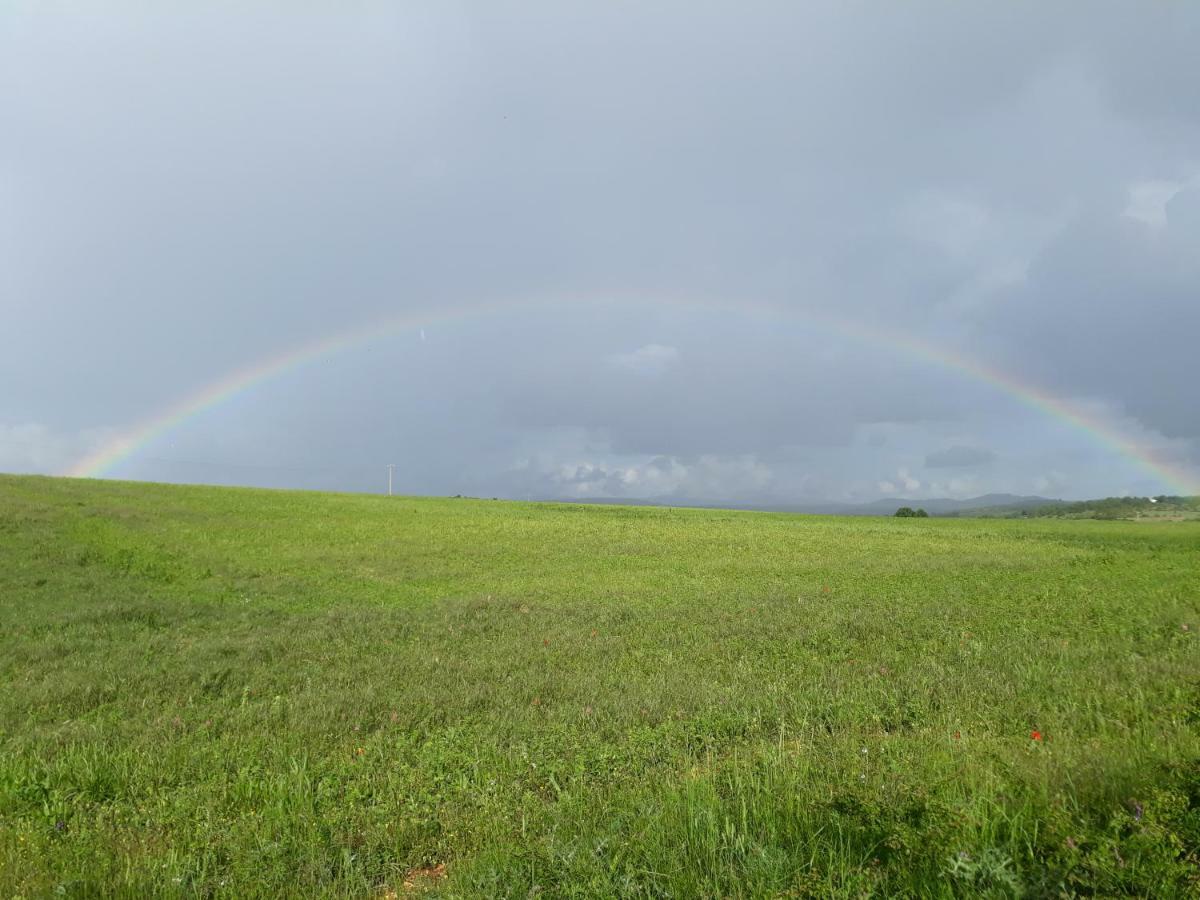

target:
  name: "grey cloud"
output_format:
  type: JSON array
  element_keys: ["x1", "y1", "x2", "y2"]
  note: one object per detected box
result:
[
  {"x1": 3, "y1": 2, "x2": 1199, "y2": 501},
  {"x1": 925, "y1": 446, "x2": 996, "y2": 469},
  {"x1": 974, "y1": 189, "x2": 1200, "y2": 442}
]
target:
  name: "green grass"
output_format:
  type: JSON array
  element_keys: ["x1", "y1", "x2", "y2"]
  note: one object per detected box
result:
[
  {"x1": 2, "y1": 474, "x2": 1198, "y2": 898},
  {"x1": 949, "y1": 495, "x2": 1200, "y2": 521}
]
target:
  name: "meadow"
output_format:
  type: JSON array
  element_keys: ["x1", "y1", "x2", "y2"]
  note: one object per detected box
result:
[{"x1": 1, "y1": 474, "x2": 1198, "y2": 898}]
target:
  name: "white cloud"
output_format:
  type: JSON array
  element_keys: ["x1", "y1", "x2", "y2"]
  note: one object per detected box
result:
[
  {"x1": 1123, "y1": 178, "x2": 1194, "y2": 228},
  {"x1": 551, "y1": 453, "x2": 770, "y2": 500},
  {"x1": 1033, "y1": 471, "x2": 1067, "y2": 494},
  {"x1": 607, "y1": 344, "x2": 680, "y2": 377},
  {"x1": 926, "y1": 475, "x2": 982, "y2": 498},
  {"x1": 897, "y1": 467, "x2": 921, "y2": 491},
  {"x1": 875, "y1": 468, "x2": 921, "y2": 496}
]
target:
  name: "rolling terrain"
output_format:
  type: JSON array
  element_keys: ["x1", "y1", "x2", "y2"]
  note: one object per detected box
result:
[
  {"x1": 2, "y1": 474, "x2": 1199, "y2": 897},
  {"x1": 567, "y1": 493, "x2": 1063, "y2": 517}
]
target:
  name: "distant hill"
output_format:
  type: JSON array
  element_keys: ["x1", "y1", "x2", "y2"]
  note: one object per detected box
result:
[
  {"x1": 551, "y1": 493, "x2": 1200, "y2": 519},
  {"x1": 1024, "y1": 495, "x2": 1200, "y2": 521},
  {"x1": 559, "y1": 493, "x2": 1063, "y2": 517},
  {"x1": 836, "y1": 494, "x2": 1061, "y2": 516}
]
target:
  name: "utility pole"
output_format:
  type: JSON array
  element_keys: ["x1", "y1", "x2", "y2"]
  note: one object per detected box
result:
[{"x1": 386, "y1": 463, "x2": 395, "y2": 497}]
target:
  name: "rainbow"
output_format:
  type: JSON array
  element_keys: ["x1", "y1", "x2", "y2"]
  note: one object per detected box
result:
[{"x1": 64, "y1": 294, "x2": 1200, "y2": 495}]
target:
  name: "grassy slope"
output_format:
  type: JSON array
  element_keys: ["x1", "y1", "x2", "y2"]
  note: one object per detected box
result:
[
  {"x1": 1, "y1": 474, "x2": 1198, "y2": 898},
  {"x1": 949, "y1": 496, "x2": 1200, "y2": 521}
]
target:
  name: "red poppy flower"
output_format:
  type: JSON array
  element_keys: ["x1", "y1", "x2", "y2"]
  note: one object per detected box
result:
[{"x1": 1030, "y1": 730, "x2": 1042, "y2": 741}]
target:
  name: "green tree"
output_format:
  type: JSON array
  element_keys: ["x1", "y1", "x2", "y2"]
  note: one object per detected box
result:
[{"x1": 894, "y1": 507, "x2": 916, "y2": 517}]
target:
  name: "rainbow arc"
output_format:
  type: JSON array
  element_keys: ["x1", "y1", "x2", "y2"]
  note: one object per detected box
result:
[{"x1": 64, "y1": 295, "x2": 1200, "y2": 496}]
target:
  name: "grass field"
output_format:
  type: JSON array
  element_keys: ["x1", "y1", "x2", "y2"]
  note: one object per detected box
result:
[{"x1": 2, "y1": 474, "x2": 1198, "y2": 897}]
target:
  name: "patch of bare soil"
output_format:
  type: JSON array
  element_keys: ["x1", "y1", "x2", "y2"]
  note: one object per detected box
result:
[{"x1": 378, "y1": 863, "x2": 447, "y2": 896}]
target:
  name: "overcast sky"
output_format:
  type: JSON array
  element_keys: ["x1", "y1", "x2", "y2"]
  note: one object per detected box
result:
[{"x1": 4, "y1": 2, "x2": 1199, "y2": 504}]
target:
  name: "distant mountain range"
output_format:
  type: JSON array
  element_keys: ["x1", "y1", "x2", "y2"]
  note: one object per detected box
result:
[{"x1": 556, "y1": 493, "x2": 1063, "y2": 517}]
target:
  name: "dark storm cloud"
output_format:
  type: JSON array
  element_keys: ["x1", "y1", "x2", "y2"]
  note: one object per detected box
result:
[
  {"x1": 975, "y1": 189, "x2": 1200, "y2": 440},
  {"x1": 3, "y1": 2, "x2": 1199, "y2": 500},
  {"x1": 925, "y1": 446, "x2": 996, "y2": 469}
]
